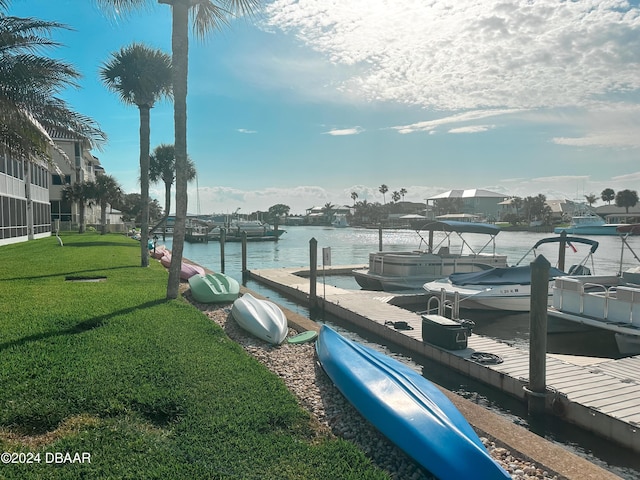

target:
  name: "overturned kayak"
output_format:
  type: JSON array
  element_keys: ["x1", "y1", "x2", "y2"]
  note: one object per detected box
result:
[
  {"x1": 188, "y1": 273, "x2": 240, "y2": 303},
  {"x1": 160, "y1": 253, "x2": 204, "y2": 281},
  {"x1": 231, "y1": 293, "x2": 288, "y2": 345},
  {"x1": 316, "y1": 325, "x2": 510, "y2": 480}
]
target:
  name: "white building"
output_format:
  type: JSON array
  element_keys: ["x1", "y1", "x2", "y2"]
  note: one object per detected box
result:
[{"x1": 0, "y1": 153, "x2": 52, "y2": 246}]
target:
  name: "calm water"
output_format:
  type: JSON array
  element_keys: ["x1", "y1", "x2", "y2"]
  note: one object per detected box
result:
[{"x1": 161, "y1": 226, "x2": 640, "y2": 478}]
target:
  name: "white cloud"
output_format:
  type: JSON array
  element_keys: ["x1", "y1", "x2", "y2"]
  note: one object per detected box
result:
[
  {"x1": 392, "y1": 108, "x2": 521, "y2": 134},
  {"x1": 449, "y1": 125, "x2": 495, "y2": 134},
  {"x1": 264, "y1": 0, "x2": 640, "y2": 111},
  {"x1": 323, "y1": 126, "x2": 364, "y2": 136},
  {"x1": 237, "y1": 128, "x2": 257, "y2": 134}
]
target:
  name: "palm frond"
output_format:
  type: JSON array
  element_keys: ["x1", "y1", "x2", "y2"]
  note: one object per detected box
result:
[{"x1": 191, "y1": 0, "x2": 260, "y2": 40}]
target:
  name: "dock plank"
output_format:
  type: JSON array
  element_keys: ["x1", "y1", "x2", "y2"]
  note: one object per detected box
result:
[{"x1": 249, "y1": 266, "x2": 640, "y2": 454}]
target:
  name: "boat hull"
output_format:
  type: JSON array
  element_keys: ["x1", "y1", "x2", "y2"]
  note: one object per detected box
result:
[
  {"x1": 424, "y1": 279, "x2": 553, "y2": 312},
  {"x1": 554, "y1": 225, "x2": 620, "y2": 235},
  {"x1": 316, "y1": 326, "x2": 509, "y2": 480},
  {"x1": 231, "y1": 293, "x2": 288, "y2": 344},
  {"x1": 188, "y1": 273, "x2": 239, "y2": 303}
]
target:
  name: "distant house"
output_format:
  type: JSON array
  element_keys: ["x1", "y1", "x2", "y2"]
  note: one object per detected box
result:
[
  {"x1": 427, "y1": 189, "x2": 507, "y2": 222},
  {"x1": 305, "y1": 205, "x2": 351, "y2": 225},
  {"x1": 546, "y1": 199, "x2": 574, "y2": 223},
  {"x1": 595, "y1": 204, "x2": 640, "y2": 224}
]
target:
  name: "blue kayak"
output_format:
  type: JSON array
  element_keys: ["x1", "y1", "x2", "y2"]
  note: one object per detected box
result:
[{"x1": 316, "y1": 326, "x2": 510, "y2": 480}]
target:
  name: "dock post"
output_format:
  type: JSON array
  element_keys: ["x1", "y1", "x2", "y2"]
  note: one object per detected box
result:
[
  {"x1": 220, "y1": 229, "x2": 226, "y2": 273},
  {"x1": 309, "y1": 238, "x2": 318, "y2": 307},
  {"x1": 378, "y1": 225, "x2": 383, "y2": 251},
  {"x1": 558, "y1": 230, "x2": 566, "y2": 272},
  {"x1": 241, "y1": 232, "x2": 248, "y2": 283},
  {"x1": 527, "y1": 254, "x2": 550, "y2": 415}
]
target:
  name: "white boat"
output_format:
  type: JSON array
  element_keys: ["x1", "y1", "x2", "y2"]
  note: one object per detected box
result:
[
  {"x1": 424, "y1": 236, "x2": 599, "y2": 311},
  {"x1": 208, "y1": 220, "x2": 285, "y2": 242},
  {"x1": 352, "y1": 220, "x2": 508, "y2": 291},
  {"x1": 554, "y1": 203, "x2": 622, "y2": 235},
  {"x1": 331, "y1": 214, "x2": 349, "y2": 228},
  {"x1": 231, "y1": 293, "x2": 288, "y2": 345},
  {"x1": 548, "y1": 224, "x2": 640, "y2": 354}
]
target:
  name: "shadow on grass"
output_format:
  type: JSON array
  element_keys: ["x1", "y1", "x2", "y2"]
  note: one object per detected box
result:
[
  {"x1": 0, "y1": 298, "x2": 169, "y2": 353},
  {"x1": 64, "y1": 241, "x2": 140, "y2": 248},
  {"x1": 0, "y1": 265, "x2": 142, "y2": 282}
]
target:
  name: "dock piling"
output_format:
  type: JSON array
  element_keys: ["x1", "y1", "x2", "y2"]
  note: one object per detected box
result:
[
  {"x1": 309, "y1": 238, "x2": 318, "y2": 307},
  {"x1": 241, "y1": 232, "x2": 247, "y2": 283},
  {"x1": 526, "y1": 254, "x2": 550, "y2": 414},
  {"x1": 558, "y1": 230, "x2": 567, "y2": 272},
  {"x1": 220, "y1": 229, "x2": 226, "y2": 273}
]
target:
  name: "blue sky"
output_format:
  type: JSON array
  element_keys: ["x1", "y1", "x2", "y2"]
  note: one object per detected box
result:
[{"x1": 9, "y1": 0, "x2": 640, "y2": 215}]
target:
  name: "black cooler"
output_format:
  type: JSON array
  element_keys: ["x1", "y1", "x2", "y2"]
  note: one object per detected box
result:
[{"x1": 421, "y1": 314, "x2": 473, "y2": 350}]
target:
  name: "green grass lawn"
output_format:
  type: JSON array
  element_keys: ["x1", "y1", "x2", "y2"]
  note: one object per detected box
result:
[{"x1": 0, "y1": 233, "x2": 387, "y2": 479}]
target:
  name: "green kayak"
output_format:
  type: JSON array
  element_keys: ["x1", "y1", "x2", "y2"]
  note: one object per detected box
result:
[{"x1": 188, "y1": 272, "x2": 240, "y2": 303}]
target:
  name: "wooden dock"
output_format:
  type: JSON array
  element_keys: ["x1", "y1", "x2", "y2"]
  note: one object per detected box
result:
[{"x1": 249, "y1": 266, "x2": 640, "y2": 454}]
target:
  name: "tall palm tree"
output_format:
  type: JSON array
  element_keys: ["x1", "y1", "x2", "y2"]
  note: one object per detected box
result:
[
  {"x1": 322, "y1": 202, "x2": 335, "y2": 225},
  {"x1": 97, "y1": 0, "x2": 259, "y2": 299},
  {"x1": 93, "y1": 174, "x2": 124, "y2": 234},
  {"x1": 149, "y1": 143, "x2": 196, "y2": 239},
  {"x1": 62, "y1": 182, "x2": 94, "y2": 233},
  {"x1": 379, "y1": 184, "x2": 388, "y2": 204},
  {"x1": 100, "y1": 43, "x2": 172, "y2": 267},
  {"x1": 0, "y1": 6, "x2": 105, "y2": 162},
  {"x1": 399, "y1": 188, "x2": 407, "y2": 201},
  {"x1": 350, "y1": 191, "x2": 358, "y2": 206}
]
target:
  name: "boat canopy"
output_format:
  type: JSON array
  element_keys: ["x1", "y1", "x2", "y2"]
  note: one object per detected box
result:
[
  {"x1": 449, "y1": 265, "x2": 566, "y2": 286},
  {"x1": 531, "y1": 236, "x2": 599, "y2": 254},
  {"x1": 417, "y1": 220, "x2": 501, "y2": 236}
]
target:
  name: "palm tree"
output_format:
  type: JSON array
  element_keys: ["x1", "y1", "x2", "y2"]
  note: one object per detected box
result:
[
  {"x1": 399, "y1": 188, "x2": 407, "y2": 201},
  {"x1": 601, "y1": 188, "x2": 615, "y2": 205},
  {"x1": 615, "y1": 189, "x2": 639, "y2": 214},
  {"x1": 0, "y1": 7, "x2": 105, "y2": 162},
  {"x1": 392, "y1": 191, "x2": 401, "y2": 203},
  {"x1": 100, "y1": 43, "x2": 172, "y2": 267},
  {"x1": 322, "y1": 202, "x2": 335, "y2": 225},
  {"x1": 350, "y1": 191, "x2": 358, "y2": 206},
  {"x1": 379, "y1": 184, "x2": 389, "y2": 204},
  {"x1": 584, "y1": 194, "x2": 597, "y2": 206},
  {"x1": 93, "y1": 174, "x2": 123, "y2": 234},
  {"x1": 97, "y1": 0, "x2": 259, "y2": 299},
  {"x1": 62, "y1": 182, "x2": 94, "y2": 233},
  {"x1": 148, "y1": 143, "x2": 196, "y2": 239}
]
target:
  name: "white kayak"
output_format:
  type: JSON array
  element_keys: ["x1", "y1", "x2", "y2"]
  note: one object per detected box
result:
[{"x1": 231, "y1": 293, "x2": 288, "y2": 345}]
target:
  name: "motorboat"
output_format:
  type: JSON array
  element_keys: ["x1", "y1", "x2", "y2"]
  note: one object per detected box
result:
[
  {"x1": 231, "y1": 293, "x2": 288, "y2": 344},
  {"x1": 554, "y1": 203, "x2": 622, "y2": 235},
  {"x1": 424, "y1": 236, "x2": 599, "y2": 311},
  {"x1": 352, "y1": 220, "x2": 508, "y2": 292},
  {"x1": 208, "y1": 220, "x2": 285, "y2": 242},
  {"x1": 315, "y1": 325, "x2": 510, "y2": 479},
  {"x1": 548, "y1": 224, "x2": 640, "y2": 354},
  {"x1": 188, "y1": 272, "x2": 240, "y2": 303}
]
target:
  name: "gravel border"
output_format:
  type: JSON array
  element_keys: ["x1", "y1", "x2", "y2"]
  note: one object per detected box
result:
[{"x1": 188, "y1": 293, "x2": 559, "y2": 480}]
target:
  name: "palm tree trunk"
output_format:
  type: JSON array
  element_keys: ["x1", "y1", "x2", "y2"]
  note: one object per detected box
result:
[
  {"x1": 163, "y1": 180, "x2": 172, "y2": 240},
  {"x1": 139, "y1": 105, "x2": 151, "y2": 267},
  {"x1": 167, "y1": 2, "x2": 189, "y2": 299},
  {"x1": 101, "y1": 200, "x2": 107, "y2": 234}
]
